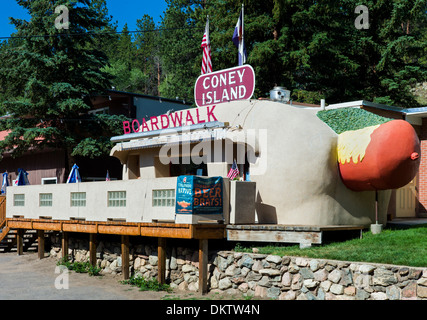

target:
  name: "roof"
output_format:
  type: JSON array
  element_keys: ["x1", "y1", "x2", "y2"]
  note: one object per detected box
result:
[
  {"x1": 327, "y1": 99, "x2": 427, "y2": 115},
  {"x1": 326, "y1": 100, "x2": 427, "y2": 126},
  {"x1": 107, "y1": 90, "x2": 193, "y2": 106},
  {"x1": 0, "y1": 130, "x2": 10, "y2": 141}
]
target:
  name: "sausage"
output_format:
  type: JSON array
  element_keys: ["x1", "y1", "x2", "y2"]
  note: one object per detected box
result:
[{"x1": 338, "y1": 120, "x2": 420, "y2": 191}]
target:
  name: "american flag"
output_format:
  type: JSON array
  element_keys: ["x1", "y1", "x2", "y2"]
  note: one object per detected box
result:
[
  {"x1": 106, "y1": 170, "x2": 110, "y2": 181},
  {"x1": 201, "y1": 16, "x2": 212, "y2": 75},
  {"x1": 227, "y1": 160, "x2": 240, "y2": 180}
]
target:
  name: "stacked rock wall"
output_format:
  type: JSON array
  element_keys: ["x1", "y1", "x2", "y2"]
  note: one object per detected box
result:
[{"x1": 48, "y1": 234, "x2": 427, "y2": 300}]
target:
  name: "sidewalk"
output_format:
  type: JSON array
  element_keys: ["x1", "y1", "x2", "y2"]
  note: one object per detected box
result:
[
  {"x1": 0, "y1": 252, "x2": 168, "y2": 300},
  {"x1": 387, "y1": 218, "x2": 427, "y2": 227}
]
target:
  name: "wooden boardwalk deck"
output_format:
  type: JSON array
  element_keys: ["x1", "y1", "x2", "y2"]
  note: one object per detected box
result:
[
  {"x1": 0, "y1": 205, "x2": 366, "y2": 294},
  {"x1": 226, "y1": 224, "x2": 365, "y2": 246}
]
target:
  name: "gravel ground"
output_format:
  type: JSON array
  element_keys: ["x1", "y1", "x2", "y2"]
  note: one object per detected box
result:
[
  {"x1": 0, "y1": 252, "x2": 178, "y2": 300},
  {"x1": 0, "y1": 252, "x2": 248, "y2": 301}
]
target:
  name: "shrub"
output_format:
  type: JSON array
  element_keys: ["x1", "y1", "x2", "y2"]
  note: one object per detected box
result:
[
  {"x1": 57, "y1": 257, "x2": 101, "y2": 276},
  {"x1": 121, "y1": 275, "x2": 172, "y2": 292}
]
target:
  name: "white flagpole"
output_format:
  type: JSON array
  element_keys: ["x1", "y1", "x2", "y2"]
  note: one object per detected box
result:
[
  {"x1": 242, "y1": 4, "x2": 245, "y2": 64},
  {"x1": 207, "y1": 15, "x2": 209, "y2": 40},
  {"x1": 241, "y1": 4, "x2": 247, "y2": 65}
]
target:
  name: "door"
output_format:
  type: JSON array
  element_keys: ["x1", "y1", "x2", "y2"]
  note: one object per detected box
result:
[{"x1": 395, "y1": 177, "x2": 417, "y2": 218}]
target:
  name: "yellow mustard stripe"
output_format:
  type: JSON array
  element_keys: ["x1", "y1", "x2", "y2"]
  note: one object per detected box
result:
[{"x1": 337, "y1": 125, "x2": 380, "y2": 165}]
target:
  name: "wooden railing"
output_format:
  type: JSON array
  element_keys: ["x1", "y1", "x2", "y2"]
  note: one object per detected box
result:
[{"x1": 0, "y1": 196, "x2": 6, "y2": 228}]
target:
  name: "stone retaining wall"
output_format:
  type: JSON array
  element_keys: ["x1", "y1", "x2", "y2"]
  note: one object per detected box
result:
[{"x1": 48, "y1": 234, "x2": 427, "y2": 300}]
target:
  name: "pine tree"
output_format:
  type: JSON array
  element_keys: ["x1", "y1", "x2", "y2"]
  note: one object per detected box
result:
[
  {"x1": 158, "y1": 0, "x2": 426, "y2": 107},
  {"x1": 135, "y1": 14, "x2": 161, "y2": 95},
  {"x1": 159, "y1": 0, "x2": 201, "y2": 101},
  {"x1": 0, "y1": 0, "x2": 127, "y2": 172}
]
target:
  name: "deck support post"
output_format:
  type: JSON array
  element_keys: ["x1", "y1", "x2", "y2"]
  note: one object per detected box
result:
[
  {"x1": 89, "y1": 233, "x2": 97, "y2": 267},
  {"x1": 158, "y1": 237, "x2": 166, "y2": 284},
  {"x1": 37, "y1": 230, "x2": 44, "y2": 259},
  {"x1": 16, "y1": 229, "x2": 24, "y2": 255},
  {"x1": 121, "y1": 235, "x2": 130, "y2": 280},
  {"x1": 62, "y1": 231, "x2": 69, "y2": 260},
  {"x1": 199, "y1": 239, "x2": 208, "y2": 295}
]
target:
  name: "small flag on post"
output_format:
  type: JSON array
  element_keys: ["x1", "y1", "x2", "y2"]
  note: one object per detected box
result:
[
  {"x1": 201, "y1": 16, "x2": 212, "y2": 74},
  {"x1": 17, "y1": 168, "x2": 30, "y2": 186},
  {"x1": 66, "y1": 164, "x2": 81, "y2": 184},
  {"x1": 232, "y1": 4, "x2": 247, "y2": 66},
  {"x1": 227, "y1": 160, "x2": 240, "y2": 180},
  {"x1": 1, "y1": 172, "x2": 9, "y2": 194},
  {"x1": 106, "y1": 170, "x2": 110, "y2": 181}
]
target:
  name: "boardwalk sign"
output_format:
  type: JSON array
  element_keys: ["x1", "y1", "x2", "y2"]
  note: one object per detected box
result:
[{"x1": 194, "y1": 65, "x2": 255, "y2": 107}]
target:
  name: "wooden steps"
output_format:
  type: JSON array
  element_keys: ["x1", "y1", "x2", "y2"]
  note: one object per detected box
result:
[{"x1": 0, "y1": 228, "x2": 39, "y2": 253}]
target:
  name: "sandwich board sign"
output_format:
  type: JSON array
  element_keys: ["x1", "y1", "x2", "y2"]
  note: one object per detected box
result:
[{"x1": 175, "y1": 175, "x2": 223, "y2": 215}]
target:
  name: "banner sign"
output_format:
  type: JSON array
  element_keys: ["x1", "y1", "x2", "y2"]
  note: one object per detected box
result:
[
  {"x1": 175, "y1": 176, "x2": 223, "y2": 215},
  {"x1": 123, "y1": 105, "x2": 218, "y2": 135},
  {"x1": 194, "y1": 65, "x2": 255, "y2": 107}
]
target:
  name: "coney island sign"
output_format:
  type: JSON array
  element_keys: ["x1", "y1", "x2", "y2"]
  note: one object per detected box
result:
[
  {"x1": 122, "y1": 65, "x2": 255, "y2": 135},
  {"x1": 194, "y1": 65, "x2": 255, "y2": 107}
]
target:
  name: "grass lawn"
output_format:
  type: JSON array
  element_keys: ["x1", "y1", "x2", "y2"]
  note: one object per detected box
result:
[{"x1": 233, "y1": 224, "x2": 427, "y2": 267}]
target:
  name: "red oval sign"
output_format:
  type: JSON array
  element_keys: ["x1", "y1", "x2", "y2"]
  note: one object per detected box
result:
[{"x1": 194, "y1": 65, "x2": 255, "y2": 107}]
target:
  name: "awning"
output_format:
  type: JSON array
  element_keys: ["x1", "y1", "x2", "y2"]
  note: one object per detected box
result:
[
  {"x1": 110, "y1": 121, "x2": 261, "y2": 162},
  {"x1": 115, "y1": 127, "x2": 230, "y2": 151},
  {"x1": 111, "y1": 121, "x2": 227, "y2": 143}
]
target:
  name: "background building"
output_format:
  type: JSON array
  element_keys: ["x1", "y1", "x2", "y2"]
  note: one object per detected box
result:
[{"x1": 0, "y1": 90, "x2": 191, "y2": 185}]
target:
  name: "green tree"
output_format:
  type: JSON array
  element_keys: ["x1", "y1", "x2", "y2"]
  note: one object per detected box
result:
[
  {"x1": 158, "y1": 0, "x2": 202, "y2": 101},
  {"x1": 158, "y1": 0, "x2": 426, "y2": 107},
  {"x1": 0, "y1": 0, "x2": 127, "y2": 172},
  {"x1": 102, "y1": 22, "x2": 156, "y2": 94},
  {"x1": 135, "y1": 14, "x2": 161, "y2": 95}
]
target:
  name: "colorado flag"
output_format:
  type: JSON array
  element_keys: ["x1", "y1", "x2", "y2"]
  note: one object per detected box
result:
[{"x1": 232, "y1": 5, "x2": 247, "y2": 66}]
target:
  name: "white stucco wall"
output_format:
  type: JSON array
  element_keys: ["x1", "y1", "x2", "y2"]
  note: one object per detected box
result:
[
  {"x1": 111, "y1": 100, "x2": 390, "y2": 226},
  {"x1": 5, "y1": 177, "x2": 232, "y2": 224}
]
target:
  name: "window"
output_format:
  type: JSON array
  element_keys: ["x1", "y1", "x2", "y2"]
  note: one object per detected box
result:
[
  {"x1": 169, "y1": 157, "x2": 207, "y2": 177},
  {"x1": 108, "y1": 191, "x2": 126, "y2": 207},
  {"x1": 152, "y1": 189, "x2": 175, "y2": 207},
  {"x1": 71, "y1": 192, "x2": 86, "y2": 207},
  {"x1": 42, "y1": 177, "x2": 57, "y2": 185},
  {"x1": 39, "y1": 193, "x2": 53, "y2": 207},
  {"x1": 14, "y1": 194, "x2": 25, "y2": 206}
]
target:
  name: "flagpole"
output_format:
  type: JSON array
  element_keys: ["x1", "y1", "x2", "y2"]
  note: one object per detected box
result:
[
  {"x1": 201, "y1": 14, "x2": 212, "y2": 74},
  {"x1": 241, "y1": 4, "x2": 245, "y2": 65},
  {"x1": 207, "y1": 15, "x2": 209, "y2": 43}
]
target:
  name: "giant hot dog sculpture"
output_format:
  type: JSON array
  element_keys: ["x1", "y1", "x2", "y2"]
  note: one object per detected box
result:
[{"x1": 330, "y1": 113, "x2": 421, "y2": 192}]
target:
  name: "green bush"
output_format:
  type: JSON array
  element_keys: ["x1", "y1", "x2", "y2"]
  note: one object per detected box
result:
[
  {"x1": 121, "y1": 275, "x2": 172, "y2": 292},
  {"x1": 317, "y1": 107, "x2": 392, "y2": 134},
  {"x1": 87, "y1": 264, "x2": 102, "y2": 276},
  {"x1": 56, "y1": 257, "x2": 101, "y2": 276}
]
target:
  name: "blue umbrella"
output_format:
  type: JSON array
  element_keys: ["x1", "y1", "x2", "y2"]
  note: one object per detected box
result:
[
  {"x1": 66, "y1": 164, "x2": 81, "y2": 183},
  {"x1": 1, "y1": 172, "x2": 9, "y2": 194},
  {"x1": 17, "y1": 168, "x2": 29, "y2": 186}
]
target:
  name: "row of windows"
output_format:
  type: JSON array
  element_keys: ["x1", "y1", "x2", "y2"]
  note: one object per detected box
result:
[{"x1": 13, "y1": 189, "x2": 176, "y2": 208}]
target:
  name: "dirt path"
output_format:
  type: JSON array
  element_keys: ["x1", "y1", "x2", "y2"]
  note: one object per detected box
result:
[{"x1": 0, "y1": 252, "x2": 193, "y2": 300}]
